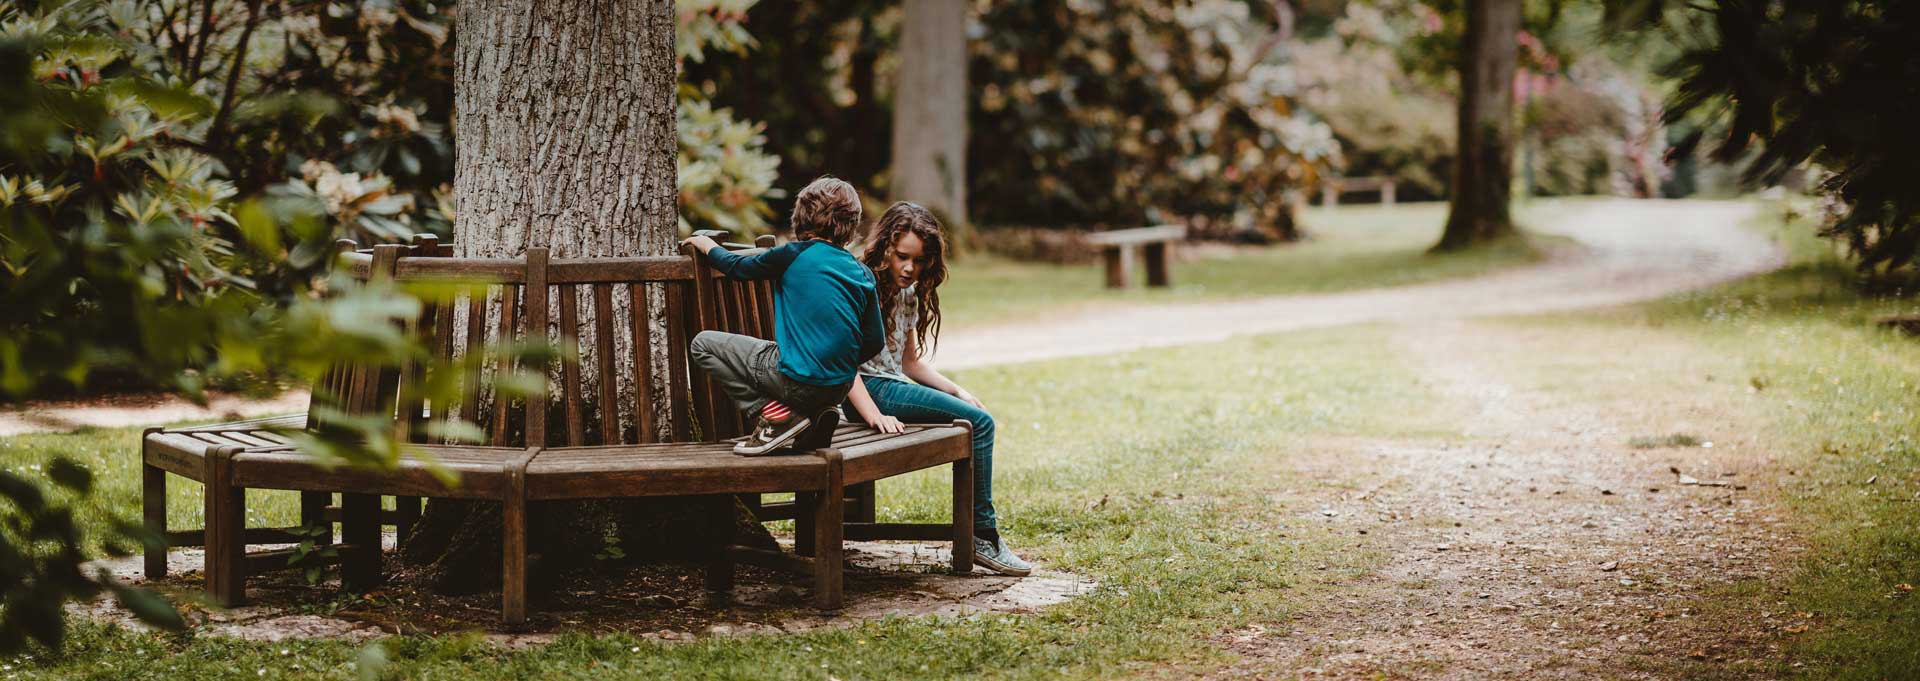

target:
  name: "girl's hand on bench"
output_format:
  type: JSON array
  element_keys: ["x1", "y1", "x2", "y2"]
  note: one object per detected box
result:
[{"x1": 870, "y1": 414, "x2": 905, "y2": 434}]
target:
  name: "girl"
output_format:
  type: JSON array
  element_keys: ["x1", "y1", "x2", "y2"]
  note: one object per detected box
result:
[{"x1": 847, "y1": 202, "x2": 1030, "y2": 576}]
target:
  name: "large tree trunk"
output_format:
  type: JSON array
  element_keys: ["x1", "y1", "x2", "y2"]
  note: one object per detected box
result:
[
  {"x1": 403, "y1": 0, "x2": 772, "y2": 596},
  {"x1": 1434, "y1": 0, "x2": 1521, "y2": 251},
  {"x1": 890, "y1": 0, "x2": 971, "y2": 247}
]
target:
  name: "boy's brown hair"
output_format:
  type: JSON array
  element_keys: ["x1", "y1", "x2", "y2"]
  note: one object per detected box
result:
[{"x1": 790, "y1": 176, "x2": 862, "y2": 245}]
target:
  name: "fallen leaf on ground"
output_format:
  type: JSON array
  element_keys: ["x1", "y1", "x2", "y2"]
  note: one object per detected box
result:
[{"x1": 1599, "y1": 561, "x2": 1619, "y2": 572}]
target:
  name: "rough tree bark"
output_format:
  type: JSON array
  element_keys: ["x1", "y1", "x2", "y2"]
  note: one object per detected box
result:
[
  {"x1": 890, "y1": 0, "x2": 970, "y2": 247},
  {"x1": 1434, "y1": 0, "x2": 1521, "y2": 251},
  {"x1": 402, "y1": 0, "x2": 772, "y2": 595}
]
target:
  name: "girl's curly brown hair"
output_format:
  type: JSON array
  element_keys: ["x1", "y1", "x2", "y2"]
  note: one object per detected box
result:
[{"x1": 861, "y1": 202, "x2": 948, "y2": 356}]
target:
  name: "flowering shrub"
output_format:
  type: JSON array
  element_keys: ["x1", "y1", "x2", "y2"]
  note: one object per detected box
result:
[
  {"x1": 677, "y1": 0, "x2": 783, "y2": 236},
  {"x1": 968, "y1": 0, "x2": 1337, "y2": 235}
]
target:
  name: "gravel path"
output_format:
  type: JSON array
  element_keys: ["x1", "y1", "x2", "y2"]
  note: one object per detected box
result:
[
  {"x1": 938, "y1": 199, "x2": 1781, "y2": 369},
  {"x1": 1219, "y1": 320, "x2": 1800, "y2": 678}
]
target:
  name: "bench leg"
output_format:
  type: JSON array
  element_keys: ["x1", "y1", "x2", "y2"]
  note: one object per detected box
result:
[
  {"x1": 1103, "y1": 247, "x2": 1129, "y2": 289},
  {"x1": 813, "y1": 453, "x2": 845, "y2": 610},
  {"x1": 847, "y1": 481, "x2": 877, "y2": 524},
  {"x1": 502, "y1": 494, "x2": 528, "y2": 627},
  {"x1": 142, "y1": 461, "x2": 167, "y2": 579},
  {"x1": 1144, "y1": 242, "x2": 1171, "y2": 287},
  {"x1": 704, "y1": 495, "x2": 735, "y2": 596},
  {"x1": 393, "y1": 495, "x2": 422, "y2": 543},
  {"x1": 299, "y1": 491, "x2": 332, "y2": 545},
  {"x1": 341, "y1": 493, "x2": 381, "y2": 591},
  {"x1": 794, "y1": 492, "x2": 817, "y2": 557},
  {"x1": 204, "y1": 448, "x2": 246, "y2": 606},
  {"x1": 951, "y1": 458, "x2": 975, "y2": 574}
]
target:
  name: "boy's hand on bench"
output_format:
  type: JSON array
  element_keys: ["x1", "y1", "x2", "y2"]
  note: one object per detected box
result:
[{"x1": 680, "y1": 235, "x2": 719, "y2": 255}]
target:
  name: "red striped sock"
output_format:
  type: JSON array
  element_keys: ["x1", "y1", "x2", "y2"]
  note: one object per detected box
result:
[{"x1": 762, "y1": 401, "x2": 791, "y2": 420}]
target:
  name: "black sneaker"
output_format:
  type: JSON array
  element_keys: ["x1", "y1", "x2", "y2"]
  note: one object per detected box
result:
[
  {"x1": 793, "y1": 407, "x2": 841, "y2": 452},
  {"x1": 733, "y1": 406, "x2": 811, "y2": 456}
]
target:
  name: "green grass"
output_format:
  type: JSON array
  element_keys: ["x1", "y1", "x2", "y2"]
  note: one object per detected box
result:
[
  {"x1": 9, "y1": 196, "x2": 1916, "y2": 677},
  {"x1": 1635, "y1": 214, "x2": 1920, "y2": 679},
  {"x1": 1494, "y1": 199, "x2": 1920, "y2": 678},
  {"x1": 941, "y1": 201, "x2": 1571, "y2": 329},
  {"x1": 0, "y1": 324, "x2": 1444, "y2": 680}
]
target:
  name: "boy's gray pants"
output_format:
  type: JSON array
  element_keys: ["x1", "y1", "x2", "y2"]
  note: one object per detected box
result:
[{"x1": 689, "y1": 330, "x2": 851, "y2": 422}]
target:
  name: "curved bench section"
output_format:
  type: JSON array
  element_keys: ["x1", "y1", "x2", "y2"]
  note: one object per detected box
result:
[{"x1": 142, "y1": 234, "x2": 976, "y2": 626}]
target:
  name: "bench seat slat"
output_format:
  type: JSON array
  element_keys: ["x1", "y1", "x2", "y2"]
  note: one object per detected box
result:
[
  {"x1": 524, "y1": 446, "x2": 827, "y2": 499},
  {"x1": 838, "y1": 426, "x2": 972, "y2": 485},
  {"x1": 171, "y1": 413, "x2": 307, "y2": 432},
  {"x1": 231, "y1": 448, "x2": 513, "y2": 499}
]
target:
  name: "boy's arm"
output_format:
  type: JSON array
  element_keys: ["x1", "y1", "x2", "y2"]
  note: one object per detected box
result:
[
  {"x1": 856, "y1": 287, "x2": 886, "y2": 362},
  {"x1": 693, "y1": 240, "x2": 803, "y2": 281}
]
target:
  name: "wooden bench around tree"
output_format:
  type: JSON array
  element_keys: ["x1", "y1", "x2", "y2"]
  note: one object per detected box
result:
[
  {"x1": 141, "y1": 235, "x2": 975, "y2": 626},
  {"x1": 1087, "y1": 224, "x2": 1185, "y2": 289}
]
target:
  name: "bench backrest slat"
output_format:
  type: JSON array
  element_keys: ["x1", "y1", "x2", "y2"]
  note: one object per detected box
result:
[
  {"x1": 629, "y1": 282, "x2": 657, "y2": 443},
  {"x1": 458, "y1": 290, "x2": 486, "y2": 428},
  {"x1": 488, "y1": 283, "x2": 520, "y2": 446},
  {"x1": 663, "y1": 279, "x2": 695, "y2": 442},
  {"x1": 318, "y1": 237, "x2": 777, "y2": 450},
  {"x1": 590, "y1": 283, "x2": 619, "y2": 444},
  {"x1": 523, "y1": 249, "x2": 550, "y2": 446},
  {"x1": 557, "y1": 284, "x2": 585, "y2": 446},
  {"x1": 685, "y1": 247, "x2": 720, "y2": 440}
]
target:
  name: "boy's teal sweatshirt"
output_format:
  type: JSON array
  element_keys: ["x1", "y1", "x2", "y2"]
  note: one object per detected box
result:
[{"x1": 702, "y1": 240, "x2": 885, "y2": 386}]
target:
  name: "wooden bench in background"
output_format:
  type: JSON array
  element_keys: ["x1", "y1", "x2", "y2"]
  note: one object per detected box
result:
[
  {"x1": 1087, "y1": 224, "x2": 1185, "y2": 289},
  {"x1": 1320, "y1": 176, "x2": 1398, "y2": 207},
  {"x1": 142, "y1": 234, "x2": 976, "y2": 626}
]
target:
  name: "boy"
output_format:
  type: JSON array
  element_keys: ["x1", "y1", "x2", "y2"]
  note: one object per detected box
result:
[{"x1": 684, "y1": 176, "x2": 885, "y2": 455}]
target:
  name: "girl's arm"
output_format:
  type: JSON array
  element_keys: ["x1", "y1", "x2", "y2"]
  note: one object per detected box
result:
[
  {"x1": 847, "y1": 378, "x2": 905, "y2": 434},
  {"x1": 901, "y1": 333, "x2": 985, "y2": 409}
]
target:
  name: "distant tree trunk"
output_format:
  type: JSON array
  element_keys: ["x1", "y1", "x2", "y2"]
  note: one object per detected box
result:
[
  {"x1": 891, "y1": 0, "x2": 971, "y2": 247},
  {"x1": 402, "y1": 0, "x2": 772, "y2": 596},
  {"x1": 1434, "y1": 0, "x2": 1521, "y2": 251}
]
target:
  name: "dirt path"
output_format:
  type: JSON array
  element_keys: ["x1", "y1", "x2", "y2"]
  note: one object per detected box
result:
[
  {"x1": 940, "y1": 199, "x2": 1781, "y2": 369},
  {"x1": 1220, "y1": 321, "x2": 1800, "y2": 679},
  {"x1": 0, "y1": 390, "x2": 310, "y2": 436}
]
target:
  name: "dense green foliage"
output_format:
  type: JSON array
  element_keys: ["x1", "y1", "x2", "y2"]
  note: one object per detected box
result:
[
  {"x1": 1308, "y1": 0, "x2": 1675, "y2": 202},
  {"x1": 676, "y1": 0, "x2": 784, "y2": 236},
  {"x1": 1647, "y1": 0, "x2": 1920, "y2": 278},
  {"x1": 0, "y1": 1, "x2": 537, "y2": 650},
  {"x1": 689, "y1": 0, "x2": 1338, "y2": 237},
  {"x1": 965, "y1": 0, "x2": 1338, "y2": 235}
]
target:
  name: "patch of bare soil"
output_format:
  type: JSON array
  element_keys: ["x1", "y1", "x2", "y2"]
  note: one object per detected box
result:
[
  {"x1": 82, "y1": 539, "x2": 1092, "y2": 647},
  {"x1": 1217, "y1": 321, "x2": 1803, "y2": 679}
]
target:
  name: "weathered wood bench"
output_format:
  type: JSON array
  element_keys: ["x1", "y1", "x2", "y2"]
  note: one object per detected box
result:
[
  {"x1": 1086, "y1": 224, "x2": 1184, "y2": 289},
  {"x1": 142, "y1": 235, "x2": 975, "y2": 626},
  {"x1": 1319, "y1": 176, "x2": 1398, "y2": 206}
]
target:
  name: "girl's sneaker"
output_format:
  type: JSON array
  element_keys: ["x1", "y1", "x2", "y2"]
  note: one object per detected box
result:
[
  {"x1": 971, "y1": 536, "x2": 1032, "y2": 576},
  {"x1": 733, "y1": 402, "x2": 811, "y2": 456},
  {"x1": 793, "y1": 407, "x2": 842, "y2": 452}
]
